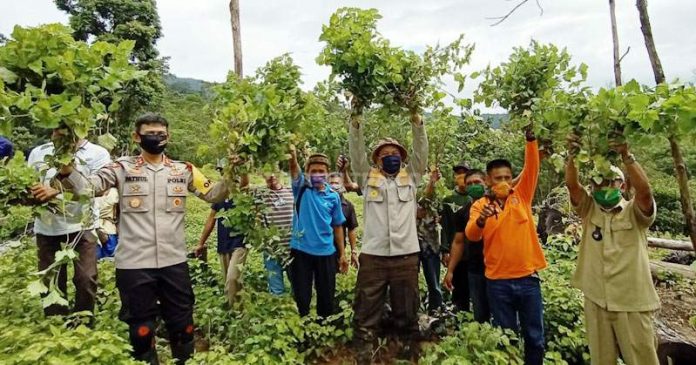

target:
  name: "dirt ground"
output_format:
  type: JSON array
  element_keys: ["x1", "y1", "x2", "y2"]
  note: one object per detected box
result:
[{"x1": 655, "y1": 279, "x2": 696, "y2": 343}]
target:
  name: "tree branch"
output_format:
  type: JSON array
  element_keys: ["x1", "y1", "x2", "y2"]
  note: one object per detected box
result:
[
  {"x1": 618, "y1": 46, "x2": 631, "y2": 63},
  {"x1": 488, "y1": 0, "x2": 538, "y2": 26}
]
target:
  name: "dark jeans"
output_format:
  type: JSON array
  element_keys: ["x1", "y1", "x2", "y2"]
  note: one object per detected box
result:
[
  {"x1": 37, "y1": 232, "x2": 98, "y2": 316},
  {"x1": 451, "y1": 259, "x2": 469, "y2": 311},
  {"x1": 468, "y1": 271, "x2": 490, "y2": 323},
  {"x1": 353, "y1": 253, "x2": 419, "y2": 341},
  {"x1": 487, "y1": 276, "x2": 545, "y2": 365},
  {"x1": 419, "y1": 248, "x2": 443, "y2": 312},
  {"x1": 288, "y1": 249, "x2": 337, "y2": 318}
]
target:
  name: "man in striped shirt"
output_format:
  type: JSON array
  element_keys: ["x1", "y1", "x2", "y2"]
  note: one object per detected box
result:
[{"x1": 259, "y1": 172, "x2": 294, "y2": 295}]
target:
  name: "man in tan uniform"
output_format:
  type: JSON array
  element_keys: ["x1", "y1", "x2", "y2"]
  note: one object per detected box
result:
[
  {"x1": 565, "y1": 132, "x2": 659, "y2": 365},
  {"x1": 54, "y1": 113, "x2": 229, "y2": 365}
]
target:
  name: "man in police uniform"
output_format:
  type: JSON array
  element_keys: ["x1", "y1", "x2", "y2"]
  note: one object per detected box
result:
[{"x1": 54, "y1": 113, "x2": 230, "y2": 365}]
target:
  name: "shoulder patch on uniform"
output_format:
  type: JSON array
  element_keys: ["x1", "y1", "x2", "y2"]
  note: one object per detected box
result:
[{"x1": 189, "y1": 163, "x2": 213, "y2": 194}]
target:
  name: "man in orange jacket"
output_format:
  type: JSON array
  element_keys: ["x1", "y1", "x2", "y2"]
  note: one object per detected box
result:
[{"x1": 465, "y1": 128, "x2": 546, "y2": 365}]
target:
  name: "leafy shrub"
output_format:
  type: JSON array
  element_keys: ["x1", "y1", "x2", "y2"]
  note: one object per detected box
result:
[
  {"x1": 541, "y1": 242, "x2": 590, "y2": 364},
  {"x1": 421, "y1": 319, "x2": 524, "y2": 364}
]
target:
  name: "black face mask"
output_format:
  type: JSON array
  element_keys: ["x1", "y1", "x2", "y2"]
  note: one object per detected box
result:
[{"x1": 138, "y1": 134, "x2": 167, "y2": 155}]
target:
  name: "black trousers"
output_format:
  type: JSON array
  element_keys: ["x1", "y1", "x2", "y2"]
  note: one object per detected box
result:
[
  {"x1": 115, "y1": 262, "x2": 195, "y2": 345},
  {"x1": 289, "y1": 248, "x2": 337, "y2": 318},
  {"x1": 451, "y1": 259, "x2": 470, "y2": 311}
]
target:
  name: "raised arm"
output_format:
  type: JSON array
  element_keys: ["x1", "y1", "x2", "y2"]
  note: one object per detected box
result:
[
  {"x1": 611, "y1": 135, "x2": 654, "y2": 216},
  {"x1": 407, "y1": 112, "x2": 429, "y2": 182},
  {"x1": 289, "y1": 145, "x2": 301, "y2": 181},
  {"x1": 423, "y1": 167, "x2": 441, "y2": 198},
  {"x1": 348, "y1": 113, "x2": 370, "y2": 183},
  {"x1": 336, "y1": 155, "x2": 361, "y2": 193},
  {"x1": 515, "y1": 128, "x2": 540, "y2": 203}
]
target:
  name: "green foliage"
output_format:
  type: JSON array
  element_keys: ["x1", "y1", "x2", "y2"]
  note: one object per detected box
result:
[
  {"x1": 475, "y1": 41, "x2": 587, "y2": 119},
  {"x1": 649, "y1": 173, "x2": 696, "y2": 234},
  {"x1": 317, "y1": 7, "x2": 473, "y2": 114},
  {"x1": 421, "y1": 317, "x2": 523, "y2": 364},
  {"x1": 0, "y1": 239, "x2": 139, "y2": 365},
  {"x1": 205, "y1": 55, "x2": 314, "y2": 264},
  {"x1": 296, "y1": 80, "x2": 349, "y2": 163},
  {"x1": 55, "y1": 0, "x2": 168, "y2": 155},
  {"x1": 163, "y1": 90, "x2": 215, "y2": 166},
  {"x1": 542, "y1": 235, "x2": 590, "y2": 364},
  {"x1": 0, "y1": 151, "x2": 39, "y2": 205},
  {"x1": 206, "y1": 54, "x2": 307, "y2": 179},
  {"x1": 0, "y1": 23, "x2": 143, "y2": 167}
]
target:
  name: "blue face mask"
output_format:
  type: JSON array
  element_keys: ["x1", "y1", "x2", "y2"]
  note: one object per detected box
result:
[
  {"x1": 310, "y1": 174, "x2": 326, "y2": 186},
  {"x1": 381, "y1": 155, "x2": 401, "y2": 174}
]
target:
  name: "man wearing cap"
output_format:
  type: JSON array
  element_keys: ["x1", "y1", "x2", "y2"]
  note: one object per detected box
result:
[
  {"x1": 288, "y1": 146, "x2": 348, "y2": 318},
  {"x1": 439, "y1": 162, "x2": 472, "y2": 312},
  {"x1": 348, "y1": 103, "x2": 428, "y2": 360},
  {"x1": 565, "y1": 132, "x2": 660, "y2": 365}
]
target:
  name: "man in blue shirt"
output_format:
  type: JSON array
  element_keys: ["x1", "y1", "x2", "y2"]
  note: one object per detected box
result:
[
  {"x1": 288, "y1": 146, "x2": 348, "y2": 317},
  {"x1": 194, "y1": 175, "x2": 248, "y2": 306}
]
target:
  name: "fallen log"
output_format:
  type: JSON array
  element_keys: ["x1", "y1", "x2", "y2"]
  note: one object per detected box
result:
[
  {"x1": 650, "y1": 260, "x2": 695, "y2": 279},
  {"x1": 648, "y1": 237, "x2": 694, "y2": 252},
  {"x1": 655, "y1": 319, "x2": 696, "y2": 365}
]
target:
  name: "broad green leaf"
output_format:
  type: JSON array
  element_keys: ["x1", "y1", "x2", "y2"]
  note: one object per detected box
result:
[{"x1": 27, "y1": 280, "x2": 49, "y2": 296}]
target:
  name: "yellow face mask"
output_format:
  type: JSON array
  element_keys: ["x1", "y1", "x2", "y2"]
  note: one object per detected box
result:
[{"x1": 491, "y1": 181, "x2": 512, "y2": 199}]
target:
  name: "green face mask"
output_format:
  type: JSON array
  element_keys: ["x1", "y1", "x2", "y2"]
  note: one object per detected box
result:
[
  {"x1": 466, "y1": 184, "x2": 485, "y2": 199},
  {"x1": 593, "y1": 187, "x2": 622, "y2": 209}
]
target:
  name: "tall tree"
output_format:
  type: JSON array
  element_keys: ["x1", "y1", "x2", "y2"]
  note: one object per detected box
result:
[
  {"x1": 229, "y1": 0, "x2": 243, "y2": 77},
  {"x1": 609, "y1": 0, "x2": 623, "y2": 86},
  {"x1": 635, "y1": 0, "x2": 696, "y2": 251},
  {"x1": 54, "y1": 0, "x2": 167, "y2": 154}
]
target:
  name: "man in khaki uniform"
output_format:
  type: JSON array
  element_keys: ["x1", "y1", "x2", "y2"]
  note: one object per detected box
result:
[
  {"x1": 565, "y1": 132, "x2": 659, "y2": 365},
  {"x1": 348, "y1": 103, "x2": 428, "y2": 363},
  {"x1": 55, "y1": 114, "x2": 229, "y2": 365}
]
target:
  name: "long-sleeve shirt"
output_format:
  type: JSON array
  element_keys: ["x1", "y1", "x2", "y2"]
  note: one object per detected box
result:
[
  {"x1": 28, "y1": 141, "x2": 111, "y2": 235},
  {"x1": 465, "y1": 140, "x2": 547, "y2": 280},
  {"x1": 57, "y1": 155, "x2": 228, "y2": 269},
  {"x1": 349, "y1": 121, "x2": 428, "y2": 256},
  {"x1": 95, "y1": 187, "x2": 119, "y2": 235}
]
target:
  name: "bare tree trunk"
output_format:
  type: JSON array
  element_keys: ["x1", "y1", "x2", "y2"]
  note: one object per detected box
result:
[
  {"x1": 636, "y1": 0, "x2": 665, "y2": 84},
  {"x1": 668, "y1": 136, "x2": 696, "y2": 251},
  {"x1": 229, "y1": 0, "x2": 243, "y2": 77},
  {"x1": 609, "y1": 0, "x2": 622, "y2": 86},
  {"x1": 635, "y1": 0, "x2": 696, "y2": 252}
]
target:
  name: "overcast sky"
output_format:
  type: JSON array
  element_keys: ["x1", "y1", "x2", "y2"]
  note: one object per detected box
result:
[{"x1": 2, "y1": 0, "x2": 695, "y2": 106}]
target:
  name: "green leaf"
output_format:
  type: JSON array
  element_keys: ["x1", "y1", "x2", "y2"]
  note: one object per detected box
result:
[
  {"x1": 42, "y1": 289, "x2": 69, "y2": 308},
  {"x1": 97, "y1": 133, "x2": 118, "y2": 152},
  {"x1": 28, "y1": 60, "x2": 43, "y2": 75},
  {"x1": 27, "y1": 280, "x2": 49, "y2": 296},
  {"x1": 0, "y1": 67, "x2": 18, "y2": 83}
]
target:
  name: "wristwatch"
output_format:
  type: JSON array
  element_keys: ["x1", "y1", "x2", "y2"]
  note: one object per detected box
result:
[{"x1": 623, "y1": 153, "x2": 637, "y2": 165}]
